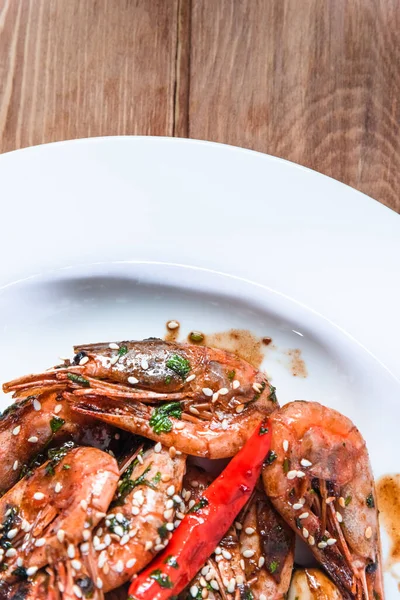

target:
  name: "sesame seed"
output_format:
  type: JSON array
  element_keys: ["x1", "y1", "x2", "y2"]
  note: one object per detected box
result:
[
  {"x1": 297, "y1": 470, "x2": 306, "y2": 478},
  {"x1": 173, "y1": 494, "x2": 182, "y2": 504},
  {"x1": 7, "y1": 528, "x2": 18, "y2": 539},
  {"x1": 167, "y1": 485, "x2": 176, "y2": 496},
  {"x1": 55, "y1": 482, "x2": 62, "y2": 493},
  {"x1": 131, "y1": 506, "x2": 140, "y2": 516},
  {"x1": 33, "y1": 399, "x2": 41, "y2": 411},
  {"x1": 17, "y1": 557, "x2": 23, "y2": 567},
  {"x1": 299, "y1": 512, "x2": 309, "y2": 520},
  {"x1": 80, "y1": 542, "x2": 89, "y2": 554},
  {"x1": 318, "y1": 541, "x2": 327, "y2": 549},
  {"x1": 302, "y1": 528, "x2": 309, "y2": 538},
  {"x1": 336, "y1": 512, "x2": 343, "y2": 523},
  {"x1": 104, "y1": 534, "x2": 111, "y2": 546},
  {"x1": 135, "y1": 454, "x2": 143, "y2": 465},
  {"x1": 190, "y1": 585, "x2": 199, "y2": 598},
  {"x1": 202, "y1": 388, "x2": 213, "y2": 397},
  {"x1": 219, "y1": 387, "x2": 229, "y2": 396},
  {"x1": 115, "y1": 513, "x2": 124, "y2": 523},
  {"x1": 339, "y1": 496, "x2": 346, "y2": 508},
  {"x1": 237, "y1": 574, "x2": 244, "y2": 584},
  {"x1": 242, "y1": 549, "x2": 255, "y2": 558},
  {"x1": 165, "y1": 499, "x2": 174, "y2": 509},
  {"x1": 186, "y1": 374, "x2": 196, "y2": 382},
  {"x1": 96, "y1": 577, "x2": 103, "y2": 589},
  {"x1": 80, "y1": 500, "x2": 88, "y2": 511},
  {"x1": 12, "y1": 426, "x2": 21, "y2": 435},
  {"x1": 163, "y1": 509, "x2": 173, "y2": 520},
  {"x1": 365, "y1": 527, "x2": 372, "y2": 539},
  {"x1": 54, "y1": 404, "x2": 62, "y2": 414},
  {"x1": 221, "y1": 419, "x2": 228, "y2": 430},
  {"x1": 258, "y1": 556, "x2": 265, "y2": 568},
  {"x1": 113, "y1": 525, "x2": 124, "y2": 538},
  {"x1": 166, "y1": 523, "x2": 174, "y2": 531},
  {"x1": 212, "y1": 392, "x2": 219, "y2": 403},
  {"x1": 67, "y1": 544, "x2": 75, "y2": 559},
  {"x1": 98, "y1": 552, "x2": 107, "y2": 568},
  {"x1": 260, "y1": 595, "x2": 267, "y2": 600},
  {"x1": 26, "y1": 566, "x2": 38, "y2": 577},
  {"x1": 154, "y1": 442, "x2": 162, "y2": 453},
  {"x1": 145, "y1": 541, "x2": 153, "y2": 551},
  {"x1": 109, "y1": 343, "x2": 120, "y2": 350},
  {"x1": 5, "y1": 508, "x2": 11, "y2": 517},
  {"x1": 110, "y1": 356, "x2": 119, "y2": 366},
  {"x1": 57, "y1": 529, "x2": 65, "y2": 543},
  {"x1": 308, "y1": 535, "x2": 315, "y2": 546},
  {"x1": 120, "y1": 534, "x2": 130, "y2": 546},
  {"x1": 82, "y1": 530, "x2": 90, "y2": 541},
  {"x1": 327, "y1": 538, "x2": 337, "y2": 545},
  {"x1": 292, "y1": 503, "x2": 303, "y2": 510},
  {"x1": 167, "y1": 320, "x2": 180, "y2": 330},
  {"x1": 287, "y1": 470, "x2": 297, "y2": 480},
  {"x1": 175, "y1": 422, "x2": 185, "y2": 430},
  {"x1": 210, "y1": 580, "x2": 219, "y2": 591},
  {"x1": 222, "y1": 549, "x2": 232, "y2": 560},
  {"x1": 161, "y1": 473, "x2": 171, "y2": 482},
  {"x1": 252, "y1": 382, "x2": 262, "y2": 393},
  {"x1": 126, "y1": 558, "x2": 136, "y2": 569},
  {"x1": 235, "y1": 522, "x2": 242, "y2": 530},
  {"x1": 232, "y1": 380, "x2": 240, "y2": 390},
  {"x1": 58, "y1": 582, "x2": 65, "y2": 593},
  {"x1": 227, "y1": 579, "x2": 235, "y2": 593},
  {"x1": 154, "y1": 543, "x2": 165, "y2": 552},
  {"x1": 214, "y1": 546, "x2": 222, "y2": 555},
  {"x1": 189, "y1": 406, "x2": 200, "y2": 415},
  {"x1": 128, "y1": 376, "x2": 139, "y2": 385},
  {"x1": 73, "y1": 584, "x2": 83, "y2": 598},
  {"x1": 245, "y1": 527, "x2": 255, "y2": 535},
  {"x1": 235, "y1": 404, "x2": 244, "y2": 414},
  {"x1": 35, "y1": 538, "x2": 46, "y2": 547},
  {"x1": 28, "y1": 436, "x2": 38, "y2": 443},
  {"x1": 326, "y1": 496, "x2": 336, "y2": 504},
  {"x1": 79, "y1": 356, "x2": 89, "y2": 366},
  {"x1": 5, "y1": 548, "x2": 17, "y2": 557},
  {"x1": 13, "y1": 460, "x2": 19, "y2": 471},
  {"x1": 141, "y1": 358, "x2": 149, "y2": 370},
  {"x1": 300, "y1": 458, "x2": 312, "y2": 467},
  {"x1": 283, "y1": 440, "x2": 289, "y2": 452},
  {"x1": 72, "y1": 559, "x2": 82, "y2": 570}
]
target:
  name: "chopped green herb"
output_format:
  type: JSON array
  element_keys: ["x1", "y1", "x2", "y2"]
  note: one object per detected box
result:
[
  {"x1": 269, "y1": 385, "x2": 277, "y2": 403},
  {"x1": 118, "y1": 345, "x2": 128, "y2": 356},
  {"x1": 149, "y1": 402, "x2": 182, "y2": 434},
  {"x1": 259, "y1": 423, "x2": 269, "y2": 436},
  {"x1": 189, "y1": 331, "x2": 204, "y2": 344},
  {"x1": 265, "y1": 450, "x2": 277, "y2": 465},
  {"x1": 149, "y1": 569, "x2": 174, "y2": 589},
  {"x1": 50, "y1": 416, "x2": 65, "y2": 433},
  {"x1": 227, "y1": 370, "x2": 236, "y2": 381},
  {"x1": 345, "y1": 495, "x2": 352, "y2": 506},
  {"x1": 108, "y1": 514, "x2": 130, "y2": 534},
  {"x1": 158, "y1": 524, "x2": 168, "y2": 540},
  {"x1": 63, "y1": 464, "x2": 71, "y2": 470},
  {"x1": 76, "y1": 576, "x2": 95, "y2": 598},
  {"x1": 164, "y1": 555, "x2": 179, "y2": 569},
  {"x1": 12, "y1": 566, "x2": 27, "y2": 579},
  {"x1": 67, "y1": 373, "x2": 90, "y2": 387},
  {"x1": 114, "y1": 464, "x2": 156, "y2": 505},
  {"x1": 366, "y1": 493, "x2": 375, "y2": 508},
  {"x1": 165, "y1": 375, "x2": 172, "y2": 385},
  {"x1": 166, "y1": 354, "x2": 191, "y2": 379},
  {"x1": 269, "y1": 561, "x2": 279, "y2": 574},
  {"x1": 0, "y1": 563, "x2": 8, "y2": 572},
  {"x1": 283, "y1": 458, "x2": 290, "y2": 474},
  {"x1": 189, "y1": 497, "x2": 209, "y2": 513},
  {"x1": 152, "y1": 472, "x2": 162, "y2": 486}
]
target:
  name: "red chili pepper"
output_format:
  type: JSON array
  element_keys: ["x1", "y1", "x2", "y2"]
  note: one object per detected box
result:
[{"x1": 128, "y1": 419, "x2": 272, "y2": 600}]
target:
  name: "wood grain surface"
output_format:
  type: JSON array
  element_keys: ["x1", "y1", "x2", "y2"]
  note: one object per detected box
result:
[{"x1": 0, "y1": 0, "x2": 399, "y2": 211}]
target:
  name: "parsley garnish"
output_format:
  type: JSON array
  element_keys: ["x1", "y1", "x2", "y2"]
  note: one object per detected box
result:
[
  {"x1": 158, "y1": 524, "x2": 168, "y2": 540},
  {"x1": 269, "y1": 560, "x2": 279, "y2": 574},
  {"x1": 259, "y1": 423, "x2": 269, "y2": 435},
  {"x1": 189, "y1": 497, "x2": 209, "y2": 513},
  {"x1": 50, "y1": 416, "x2": 65, "y2": 433},
  {"x1": 345, "y1": 495, "x2": 352, "y2": 506},
  {"x1": 149, "y1": 402, "x2": 182, "y2": 434},
  {"x1": 150, "y1": 569, "x2": 174, "y2": 589},
  {"x1": 265, "y1": 450, "x2": 277, "y2": 465},
  {"x1": 227, "y1": 370, "x2": 236, "y2": 381},
  {"x1": 366, "y1": 493, "x2": 375, "y2": 508},
  {"x1": 283, "y1": 458, "x2": 290, "y2": 474},
  {"x1": 108, "y1": 514, "x2": 130, "y2": 534},
  {"x1": 67, "y1": 373, "x2": 90, "y2": 387},
  {"x1": 166, "y1": 354, "x2": 191, "y2": 379},
  {"x1": 152, "y1": 472, "x2": 162, "y2": 486},
  {"x1": 114, "y1": 464, "x2": 156, "y2": 505},
  {"x1": 165, "y1": 375, "x2": 172, "y2": 385},
  {"x1": 118, "y1": 345, "x2": 128, "y2": 356},
  {"x1": 269, "y1": 385, "x2": 277, "y2": 403},
  {"x1": 164, "y1": 555, "x2": 179, "y2": 569}
]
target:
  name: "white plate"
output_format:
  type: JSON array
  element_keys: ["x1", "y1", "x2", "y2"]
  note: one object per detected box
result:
[{"x1": 0, "y1": 137, "x2": 399, "y2": 597}]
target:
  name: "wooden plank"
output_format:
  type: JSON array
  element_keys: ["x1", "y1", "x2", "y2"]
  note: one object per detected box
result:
[
  {"x1": 0, "y1": 0, "x2": 179, "y2": 153},
  {"x1": 188, "y1": 0, "x2": 400, "y2": 211}
]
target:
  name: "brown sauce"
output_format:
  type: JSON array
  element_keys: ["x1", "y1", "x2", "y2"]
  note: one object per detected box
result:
[
  {"x1": 376, "y1": 474, "x2": 400, "y2": 567},
  {"x1": 201, "y1": 329, "x2": 265, "y2": 369},
  {"x1": 286, "y1": 348, "x2": 308, "y2": 378},
  {"x1": 164, "y1": 320, "x2": 180, "y2": 342}
]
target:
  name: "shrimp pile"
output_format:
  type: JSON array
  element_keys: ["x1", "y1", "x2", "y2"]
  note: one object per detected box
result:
[{"x1": 0, "y1": 339, "x2": 384, "y2": 599}]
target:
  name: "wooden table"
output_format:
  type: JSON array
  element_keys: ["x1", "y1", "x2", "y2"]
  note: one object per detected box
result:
[{"x1": 0, "y1": 0, "x2": 399, "y2": 212}]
